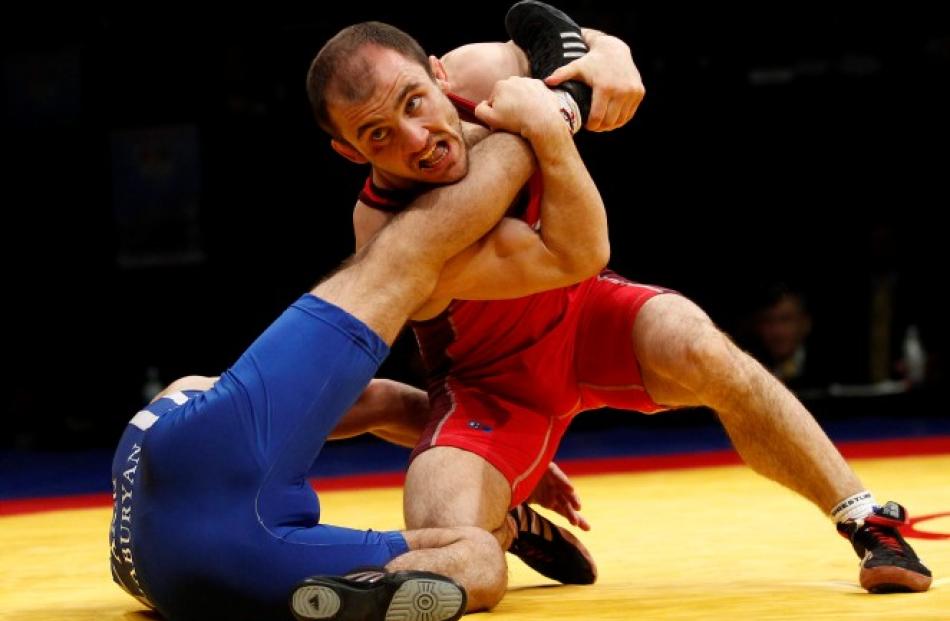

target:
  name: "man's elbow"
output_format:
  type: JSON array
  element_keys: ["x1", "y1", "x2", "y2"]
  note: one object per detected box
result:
[
  {"x1": 576, "y1": 200, "x2": 610, "y2": 277},
  {"x1": 560, "y1": 240, "x2": 610, "y2": 283},
  {"x1": 589, "y1": 238, "x2": 611, "y2": 273},
  {"x1": 581, "y1": 235, "x2": 611, "y2": 276}
]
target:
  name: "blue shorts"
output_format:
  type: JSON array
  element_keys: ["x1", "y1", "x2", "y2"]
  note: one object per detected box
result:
[{"x1": 109, "y1": 294, "x2": 409, "y2": 621}]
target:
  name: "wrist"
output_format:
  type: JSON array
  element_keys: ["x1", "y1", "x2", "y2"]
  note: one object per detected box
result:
[{"x1": 524, "y1": 121, "x2": 574, "y2": 162}]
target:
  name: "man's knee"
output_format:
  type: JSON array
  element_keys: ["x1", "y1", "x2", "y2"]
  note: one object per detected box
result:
[
  {"x1": 673, "y1": 312, "x2": 763, "y2": 404},
  {"x1": 404, "y1": 447, "x2": 512, "y2": 531},
  {"x1": 685, "y1": 325, "x2": 742, "y2": 379},
  {"x1": 637, "y1": 294, "x2": 763, "y2": 400},
  {"x1": 637, "y1": 297, "x2": 723, "y2": 378},
  {"x1": 456, "y1": 526, "x2": 508, "y2": 610}
]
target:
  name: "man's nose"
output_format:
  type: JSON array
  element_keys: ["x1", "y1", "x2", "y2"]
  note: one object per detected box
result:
[{"x1": 402, "y1": 120, "x2": 429, "y2": 153}]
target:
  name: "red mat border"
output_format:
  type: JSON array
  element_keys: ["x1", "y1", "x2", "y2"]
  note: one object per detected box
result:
[{"x1": 3, "y1": 436, "x2": 949, "y2": 516}]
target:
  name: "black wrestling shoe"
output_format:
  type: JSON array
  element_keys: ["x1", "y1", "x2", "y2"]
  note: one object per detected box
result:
[
  {"x1": 290, "y1": 569, "x2": 467, "y2": 621},
  {"x1": 505, "y1": 0, "x2": 592, "y2": 126},
  {"x1": 507, "y1": 503, "x2": 597, "y2": 584},
  {"x1": 836, "y1": 501, "x2": 932, "y2": 593}
]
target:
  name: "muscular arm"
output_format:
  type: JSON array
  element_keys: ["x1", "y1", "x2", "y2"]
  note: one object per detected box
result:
[
  {"x1": 355, "y1": 81, "x2": 607, "y2": 320},
  {"x1": 413, "y1": 78, "x2": 608, "y2": 316},
  {"x1": 439, "y1": 28, "x2": 643, "y2": 131},
  {"x1": 328, "y1": 379, "x2": 430, "y2": 448},
  {"x1": 317, "y1": 131, "x2": 536, "y2": 343},
  {"x1": 366, "y1": 131, "x2": 535, "y2": 268}
]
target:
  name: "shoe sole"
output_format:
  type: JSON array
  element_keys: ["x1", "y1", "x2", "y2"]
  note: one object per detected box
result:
[
  {"x1": 386, "y1": 578, "x2": 465, "y2": 621},
  {"x1": 292, "y1": 585, "x2": 342, "y2": 619},
  {"x1": 861, "y1": 566, "x2": 933, "y2": 593},
  {"x1": 291, "y1": 577, "x2": 465, "y2": 621}
]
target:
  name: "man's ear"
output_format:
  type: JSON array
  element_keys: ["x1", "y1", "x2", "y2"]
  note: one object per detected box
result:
[
  {"x1": 429, "y1": 55, "x2": 451, "y2": 92},
  {"x1": 331, "y1": 139, "x2": 368, "y2": 164}
]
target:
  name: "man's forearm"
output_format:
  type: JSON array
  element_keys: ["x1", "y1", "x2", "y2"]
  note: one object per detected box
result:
[
  {"x1": 328, "y1": 379, "x2": 430, "y2": 448},
  {"x1": 384, "y1": 132, "x2": 536, "y2": 268},
  {"x1": 335, "y1": 131, "x2": 537, "y2": 338},
  {"x1": 529, "y1": 126, "x2": 609, "y2": 274}
]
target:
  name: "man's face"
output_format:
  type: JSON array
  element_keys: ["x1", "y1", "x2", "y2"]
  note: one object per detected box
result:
[
  {"x1": 756, "y1": 295, "x2": 811, "y2": 362},
  {"x1": 328, "y1": 46, "x2": 468, "y2": 189}
]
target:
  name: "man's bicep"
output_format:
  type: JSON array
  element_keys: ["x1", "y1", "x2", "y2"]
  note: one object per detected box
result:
[{"x1": 435, "y1": 218, "x2": 566, "y2": 301}]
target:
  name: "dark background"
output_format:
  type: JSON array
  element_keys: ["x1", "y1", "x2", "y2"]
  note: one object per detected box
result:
[{"x1": 3, "y1": 2, "x2": 948, "y2": 451}]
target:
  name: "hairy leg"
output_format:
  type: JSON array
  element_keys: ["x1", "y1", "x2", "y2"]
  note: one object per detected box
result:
[
  {"x1": 402, "y1": 447, "x2": 513, "y2": 607},
  {"x1": 405, "y1": 447, "x2": 513, "y2": 540},
  {"x1": 633, "y1": 294, "x2": 863, "y2": 512},
  {"x1": 390, "y1": 526, "x2": 507, "y2": 612}
]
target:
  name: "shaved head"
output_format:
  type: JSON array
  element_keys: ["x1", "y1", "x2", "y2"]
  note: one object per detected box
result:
[{"x1": 307, "y1": 21, "x2": 433, "y2": 137}]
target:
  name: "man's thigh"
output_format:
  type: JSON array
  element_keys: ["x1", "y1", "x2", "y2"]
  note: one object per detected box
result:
[{"x1": 404, "y1": 446, "x2": 512, "y2": 532}]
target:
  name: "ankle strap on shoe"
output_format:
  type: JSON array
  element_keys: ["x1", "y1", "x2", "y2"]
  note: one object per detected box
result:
[{"x1": 866, "y1": 501, "x2": 909, "y2": 528}]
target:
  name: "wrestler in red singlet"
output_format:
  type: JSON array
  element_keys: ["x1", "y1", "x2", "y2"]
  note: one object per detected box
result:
[{"x1": 358, "y1": 94, "x2": 673, "y2": 505}]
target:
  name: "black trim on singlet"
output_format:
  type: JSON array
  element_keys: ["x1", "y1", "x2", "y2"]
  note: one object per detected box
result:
[{"x1": 358, "y1": 178, "x2": 421, "y2": 213}]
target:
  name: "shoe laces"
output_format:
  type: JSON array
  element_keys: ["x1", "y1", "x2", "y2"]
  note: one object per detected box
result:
[
  {"x1": 865, "y1": 524, "x2": 904, "y2": 554},
  {"x1": 511, "y1": 504, "x2": 554, "y2": 541}
]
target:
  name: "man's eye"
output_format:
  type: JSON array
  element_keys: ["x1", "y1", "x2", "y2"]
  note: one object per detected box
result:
[
  {"x1": 406, "y1": 96, "x2": 421, "y2": 113},
  {"x1": 370, "y1": 127, "x2": 389, "y2": 141}
]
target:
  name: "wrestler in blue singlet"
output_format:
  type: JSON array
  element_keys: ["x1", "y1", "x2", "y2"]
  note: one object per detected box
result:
[{"x1": 109, "y1": 294, "x2": 408, "y2": 621}]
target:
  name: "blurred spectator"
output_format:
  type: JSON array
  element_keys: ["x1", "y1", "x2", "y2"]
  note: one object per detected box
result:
[{"x1": 747, "y1": 283, "x2": 831, "y2": 393}]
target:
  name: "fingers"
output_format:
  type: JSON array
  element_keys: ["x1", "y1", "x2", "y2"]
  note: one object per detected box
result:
[
  {"x1": 473, "y1": 100, "x2": 499, "y2": 128},
  {"x1": 551, "y1": 489, "x2": 585, "y2": 528},
  {"x1": 563, "y1": 492, "x2": 587, "y2": 530},
  {"x1": 574, "y1": 511, "x2": 592, "y2": 532},
  {"x1": 544, "y1": 62, "x2": 581, "y2": 86},
  {"x1": 568, "y1": 488, "x2": 582, "y2": 511},
  {"x1": 602, "y1": 104, "x2": 625, "y2": 132},
  {"x1": 613, "y1": 83, "x2": 644, "y2": 130},
  {"x1": 530, "y1": 494, "x2": 591, "y2": 532},
  {"x1": 589, "y1": 85, "x2": 641, "y2": 131},
  {"x1": 560, "y1": 502, "x2": 591, "y2": 532},
  {"x1": 551, "y1": 69, "x2": 644, "y2": 131},
  {"x1": 582, "y1": 60, "x2": 644, "y2": 131},
  {"x1": 547, "y1": 462, "x2": 571, "y2": 485},
  {"x1": 586, "y1": 88, "x2": 609, "y2": 131},
  {"x1": 619, "y1": 97, "x2": 640, "y2": 129},
  {"x1": 565, "y1": 506, "x2": 580, "y2": 527}
]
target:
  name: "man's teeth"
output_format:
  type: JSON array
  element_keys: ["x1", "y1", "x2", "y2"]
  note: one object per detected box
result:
[{"x1": 420, "y1": 143, "x2": 447, "y2": 169}]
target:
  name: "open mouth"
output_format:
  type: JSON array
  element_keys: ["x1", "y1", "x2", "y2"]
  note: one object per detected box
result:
[{"x1": 418, "y1": 140, "x2": 449, "y2": 170}]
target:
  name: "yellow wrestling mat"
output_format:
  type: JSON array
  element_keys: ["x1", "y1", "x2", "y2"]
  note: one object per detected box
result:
[{"x1": 2, "y1": 454, "x2": 948, "y2": 621}]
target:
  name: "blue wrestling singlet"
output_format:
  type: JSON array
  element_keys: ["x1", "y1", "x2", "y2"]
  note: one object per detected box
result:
[{"x1": 109, "y1": 294, "x2": 409, "y2": 621}]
